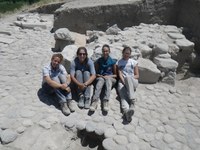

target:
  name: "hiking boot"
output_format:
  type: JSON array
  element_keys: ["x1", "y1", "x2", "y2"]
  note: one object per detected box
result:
[
  {"x1": 103, "y1": 100, "x2": 109, "y2": 112},
  {"x1": 124, "y1": 108, "x2": 134, "y2": 122},
  {"x1": 61, "y1": 102, "x2": 70, "y2": 116},
  {"x1": 89, "y1": 99, "x2": 98, "y2": 111},
  {"x1": 78, "y1": 95, "x2": 84, "y2": 108},
  {"x1": 68, "y1": 100, "x2": 75, "y2": 112},
  {"x1": 84, "y1": 98, "x2": 91, "y2": 109}
]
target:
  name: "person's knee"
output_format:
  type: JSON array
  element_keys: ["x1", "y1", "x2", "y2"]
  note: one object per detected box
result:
[
  {"x1": 83, "y1": 71, "x2": 90, "y2": 76},
  {"x1": 76, "y1": 70, "x2": 82, "y2": 75}
]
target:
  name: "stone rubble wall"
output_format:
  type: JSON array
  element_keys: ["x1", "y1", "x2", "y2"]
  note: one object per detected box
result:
[{"x1": 53, "y1": 0, "x2": 176, "y2": 33}]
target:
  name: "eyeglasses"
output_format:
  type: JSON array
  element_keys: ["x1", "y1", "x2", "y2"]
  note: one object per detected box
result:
[{"x1": 78, "y1": 53, "x2": 86, "y2": 56}]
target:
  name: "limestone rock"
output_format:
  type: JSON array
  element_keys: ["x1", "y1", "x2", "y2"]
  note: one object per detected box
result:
[
  {"x1": 104, "y1": 128, "x2": 116, "y2": 138},
  {"x1": 102, "y1": 138, "x2": 117, "y2": 150},
  {"x1": 153, "y1": 42, "x2": 169, "y2": 55},
  {"x1": 0, "y1": 129, "x2": 18, "y2": 144},
  {"x1": 175, "y1": 39, "x2": 194, "y2": 51},
  {"x1": 54, "y1": 28, "x2": 75, "y2": 41},
  {"x1": 85, "y1": 121, "x2": 96, "y2": 132},
  {"x1": 76, "y1": 121, "x2": 86, "y2": 130},
  {"x1": 38, "y1": 120, "x2": 51, "y2": 129},
  {"x1": 138, "y1": 58, "x2": 161, "y2": 84},
  {"x1": 153, "y1": 57, "x2": 178, "y2": 72},
  {"x1": 106, "y1": 24, "x2": 121, "y2": 35},
  {"x1": 113, "y1": 135, "x2": 128, "y2": 145}
]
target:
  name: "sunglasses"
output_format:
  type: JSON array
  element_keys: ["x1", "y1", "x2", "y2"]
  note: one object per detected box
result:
[{"x1": 78, "y1": 53, "x2": 86, "y2": 56}]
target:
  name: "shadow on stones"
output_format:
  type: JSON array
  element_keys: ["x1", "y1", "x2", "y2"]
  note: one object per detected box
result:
[
  {"x1": 88, "y1": 110, "x2": 95, "y2": 116},
  {"x1": 77, "y1": 130, "x2": 104, "y2": 150},
  {"x1": 37, "y1": 88, "x2": 60, "y2": 110}
]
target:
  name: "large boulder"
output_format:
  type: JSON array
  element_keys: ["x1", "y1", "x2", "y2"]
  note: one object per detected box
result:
[
  {"x1": 54, "y1": 28, "x2": 75, "y2": 52},
  {"x1": 138, "y1": 58, "x2": 161, "y2": 84}
]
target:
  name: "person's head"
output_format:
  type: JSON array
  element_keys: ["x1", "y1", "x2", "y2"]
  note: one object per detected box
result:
[
  {"x1": 76, "y1": 47, "x2": 88, "y2": 63},
  {"x1": 51, "y1": 53, "x2": 63, "y2": 68},
  {"x1": 122, "y1": 47, "x2": 132, "y2": 60},
  {"x1": 102, "y1": 44, "x2": 110, "y2": 59}
]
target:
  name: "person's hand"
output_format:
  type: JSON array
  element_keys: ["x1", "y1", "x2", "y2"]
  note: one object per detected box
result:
[
  {"x1": 103, "y1": 75, "x2": 110, "y2": 79},
  {"x1": 78, "y1": 83, "x2": 86, "y2": 91},
  {"x1": 60, "y1": 84, "x2": 67, "y2": 90},
  {"x1": 65, "y1": 87, "x2": 71, "y2": 93}
]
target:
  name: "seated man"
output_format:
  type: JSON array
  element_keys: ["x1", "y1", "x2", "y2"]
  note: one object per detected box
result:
[{"x1": 42, "y1": 53, "x2": 74, "y2": 116}]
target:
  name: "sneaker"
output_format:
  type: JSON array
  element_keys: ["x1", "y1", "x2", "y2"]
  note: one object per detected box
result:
[
  {"x1": 84, "y1": 98, "x2": 91, "y2": 109},
  {"x1": 61, "y1": 102, "x2": 70, "y2": 116},
  {"x1": 89, "y1": 100, "x2": 98, "y2": 111},
  {"x1": 78, "y1": 95, "x2": 84, "y2": 108},
  {"x1": 103, "y1": 100, "x2": 109, "y2": 112},
  {"x1": 125, "y1": 108, "x2": 134, "y2": 122},
  {"x1": 68, "y1": 100, "x2": 75, "y2": 112}
]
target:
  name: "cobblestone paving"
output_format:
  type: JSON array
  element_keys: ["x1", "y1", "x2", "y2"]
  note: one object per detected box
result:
[{"x1": 0, "y1": 14, "x2": 200, "y2": 150}]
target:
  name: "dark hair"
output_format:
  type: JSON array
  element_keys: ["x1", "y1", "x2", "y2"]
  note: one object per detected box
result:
[
  {"x1": 122, "y1": 46, "x2": 132, "y2": 54},
  {"x1": 76, "y1": 47, "x2": 88, "y2": 56},
  {"x1": 76, "y1": 46, "x2": 88, "y2": 63},
  {"x1": 51, "y1": 53, "x2": 63, "y2": 62},
  {"x1": 102, "y1": 44, "x2": 110, "y2": 52}
]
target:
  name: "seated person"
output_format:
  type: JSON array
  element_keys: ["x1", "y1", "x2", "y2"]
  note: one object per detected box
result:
[
  {"x1": 117, "y1": 47, "x2": 139, "y2": 122},
  {"x1": 42, "y1": 53, "x2": 74, "y2": 116},
  {"x1": 90, "y1": 44, "x2": 117, "y2": 112},
  {"x1": 70, "y1": 47, "x2": 96, "y2": 109}
]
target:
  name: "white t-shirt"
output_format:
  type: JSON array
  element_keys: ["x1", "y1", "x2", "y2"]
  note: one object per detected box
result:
[{"x1": 116, "y1": 58, "x2": 138, "y2": 77}]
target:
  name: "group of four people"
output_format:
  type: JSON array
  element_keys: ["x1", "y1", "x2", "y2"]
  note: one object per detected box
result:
[{"x1": 42, "y1": 45, "x2": 139, "y2": 122}]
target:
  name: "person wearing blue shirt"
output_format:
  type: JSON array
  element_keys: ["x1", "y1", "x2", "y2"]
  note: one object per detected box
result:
[
  {"x1": 42, "y1": 54, "x2": 74, "y2": 116},
  {"x1": 90, "y1": 44, "x2": 117, "y2": 112},
  {"x1": 70, "y1": 47, "x2": 96, "y2": 109}
]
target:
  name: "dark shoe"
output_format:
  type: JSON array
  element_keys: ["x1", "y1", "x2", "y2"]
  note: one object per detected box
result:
[
  {"x1": 78, "y1": 95, "x2": 84, "y2": 108},
  {"x1": 103, "y1": 100, "x2": 109, "y2": 112},
  {"x1": 61, "y1": 102, "x2": 70, "y2": 116},
  {"x1": 68, "y1": 100, "x2": 75, "y2": 112},
  {"x1": 84, "y1": 98, "x2": 91, "y2": 109},
  {"x1": 89, "y1": 99, "x2": 98, "y2": 111},
  {"x1": 125, "y1": 108, "x2": 134, "y2": 122}
]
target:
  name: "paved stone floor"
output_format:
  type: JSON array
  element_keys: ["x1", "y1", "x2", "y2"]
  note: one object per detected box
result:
[{"x1": 0, "y1": 14, "x2": 200, "y2": 150}]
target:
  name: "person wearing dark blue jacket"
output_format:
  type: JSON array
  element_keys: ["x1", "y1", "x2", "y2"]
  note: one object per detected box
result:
[{"x1": 90, "y1": 44, "x2": 117, "y2": 112}]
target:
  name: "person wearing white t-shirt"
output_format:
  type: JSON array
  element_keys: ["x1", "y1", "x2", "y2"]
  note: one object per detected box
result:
[{"x1": 116, "y1": 47, "x2": 139, "y2": 122}]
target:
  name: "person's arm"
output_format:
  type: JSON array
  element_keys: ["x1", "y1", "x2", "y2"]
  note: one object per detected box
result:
[
  {"x1": 84, "y1": 74, "x2": 96, "y2": 86},
  {"x1": 70, "y1": 60, "x2": 86, "y2": 91},
  {"x1": 44, "y1": 76, "x2": 67, "y2": 90},
  {"x1": 134, "y1": 64, "x2": 139, "y2": 79},
  {"x1": 117, "y1": 65, "x2": 125, "y2": 84},
  {"x1": 84, "y1": 59, "x2": 96, "y2": 86}
]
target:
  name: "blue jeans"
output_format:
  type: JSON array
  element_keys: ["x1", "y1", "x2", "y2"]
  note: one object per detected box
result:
[
  {"x1": 93, "y1": 77, "x2": 116, "y2": 101},
  {"x1": 75, "y1": 70, "x2": 91, "y2": 99},
  {"x1": 42, "y1": 73, "x2": 72, "y2": 103}
]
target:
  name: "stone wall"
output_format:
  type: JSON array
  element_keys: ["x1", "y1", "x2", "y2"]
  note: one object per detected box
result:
[{"x1": 53, "y1": 0, "x2": 176, "y2": 33}]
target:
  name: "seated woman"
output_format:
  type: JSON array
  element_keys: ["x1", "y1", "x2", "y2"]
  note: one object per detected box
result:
[
  {"x1": 42, "y1": 53, "x2": 74, "y2": 116},
  {"x1": 90, "y1": 44, "x2": 117, "y2": 112},
  {"x1": 70, "y1": 47, "x2": 96, "y2": 109},
  {"x1": 116, "y1": 47, "x2": 139, "y2": 122}
]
